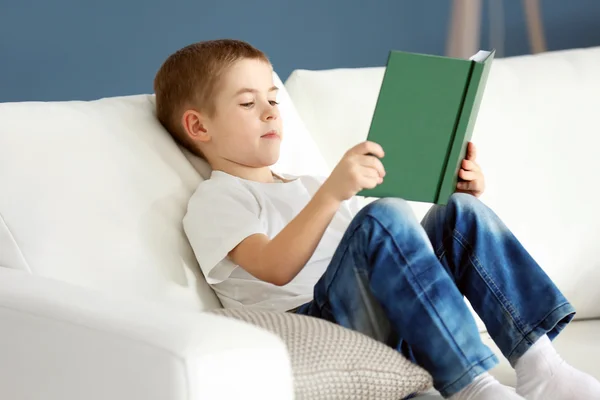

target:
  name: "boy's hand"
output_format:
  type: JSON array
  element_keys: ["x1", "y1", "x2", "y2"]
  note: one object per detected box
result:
[
  {"x1": 321, "y1": 141, "x2": 386, "y2": 202},
  {"x1": 456, "y1": 142, "x2": 485, "y2": 197}
]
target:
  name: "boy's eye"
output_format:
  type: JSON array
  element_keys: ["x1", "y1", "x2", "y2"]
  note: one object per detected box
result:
[{"x1": 239, "y1": 101, "x2": 279, "y2": 108}]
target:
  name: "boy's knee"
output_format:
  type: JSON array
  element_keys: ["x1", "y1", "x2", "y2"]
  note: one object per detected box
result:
[
  {"x1": 445, "y1": 193, "x2": 500, "y2": 231},
  {"x1": 358, "y1": 197, "x2": 433, "y2": 251},
  {"x1": 362, "y1": 198, "x2": 418, "y2": 225},
  {"x1": 448, "y1": 193, "x2": 482, "y2": 214}
]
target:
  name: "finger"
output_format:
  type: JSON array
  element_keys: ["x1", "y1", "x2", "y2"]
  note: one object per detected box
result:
[
  {"x1": 456, "y1": 181, "x2": 472, "y2": 191},
  {"x1": 351, "y1": 141, "x2": 385, "y2": 158},
  {"x1": 357, "y1": 155, "x2": 386, "y2": 177},
  {"x1": 359, "y1": 173, "x2": 381, "y2": 189},
  {"x1": 357, "y1": 163, "x2": 383, "y2": 187},
  {"x1": 457, "y1": 180, "x2": 480, "y2": 191},
  {"x1": 458, "y1": 168, "x2": 478, "y2": 181},
  {"x1": 466, "y1": 142, "x2": 477, "y2": 161},
  {"x1": 360, "y1": 166, "x2": 384, "y2": 185},
  {"x1": 358, "y1": 164, "x2": 380, "y2": 179},
  {"x1": 457, "y1": 180, "x2": 484, "y2": 196},
  {"x1": 459, "y1": 175, "x2": 485, "y2": 189},
  {"x1": 461, "y1": 159, "x2": 480, "y2": 172}
]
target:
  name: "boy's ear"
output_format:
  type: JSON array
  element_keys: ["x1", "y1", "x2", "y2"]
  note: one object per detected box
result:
[{"x1": 181, "y1": 109, "x2": 210, "y2": 143}]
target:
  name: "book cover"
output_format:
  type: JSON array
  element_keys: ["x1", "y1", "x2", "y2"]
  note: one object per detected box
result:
[{"x1": 358, "y1": 49, "x2": 495, "y2": 204}]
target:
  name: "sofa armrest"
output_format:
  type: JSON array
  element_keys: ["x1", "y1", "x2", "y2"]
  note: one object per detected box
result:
[{"x1": 0, "y1": 268, "x2": 293, "y2": 400}]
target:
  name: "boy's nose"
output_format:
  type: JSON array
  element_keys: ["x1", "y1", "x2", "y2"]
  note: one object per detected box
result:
[{"x1": 261, "y1": 107, "x2": 278, "y2": 121}]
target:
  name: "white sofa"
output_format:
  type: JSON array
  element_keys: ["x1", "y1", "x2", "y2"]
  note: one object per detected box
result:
[
  {"x1": 0, "y1": 75, "x2": 308, "y2": 400},
  {"x1": 0, "y1": 46, "x2": 598, "y2": 399},
  {"x1": 285, "y1": 46, "x2": 600, "y2": 397}
]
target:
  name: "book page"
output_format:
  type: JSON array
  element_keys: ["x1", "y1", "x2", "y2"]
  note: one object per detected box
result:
[{"x1": 469, "y1": 50, "x2": 491, "y2": 62}]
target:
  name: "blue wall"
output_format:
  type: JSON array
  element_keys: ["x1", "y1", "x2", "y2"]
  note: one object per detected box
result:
[{"x1": 1, "y1": 0, "x2": 599, "y2": 102}]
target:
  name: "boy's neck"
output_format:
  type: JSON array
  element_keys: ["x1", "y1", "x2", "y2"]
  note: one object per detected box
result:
[{"x1": 211, "y1": 159, "x2": 275, "y2": 183}]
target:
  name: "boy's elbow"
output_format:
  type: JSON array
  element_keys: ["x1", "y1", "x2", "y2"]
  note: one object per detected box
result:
[
  {"x1": 270, "y1": 275, "x2": 292, "y2": 287},
  {"x1": 255, "y1": 248, "x2": 294, "y2": 286},
  {"x1": 265, "y1": 269, "x2": 293, "y2": 287}
]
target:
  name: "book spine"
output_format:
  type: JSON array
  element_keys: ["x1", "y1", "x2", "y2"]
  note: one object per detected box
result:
[
  {"x1": 435, "y1": 56, "x2": 493, "y2": 204},
  {"x1": 433, "y1": 61, "x2": 477, "y2": 204}
]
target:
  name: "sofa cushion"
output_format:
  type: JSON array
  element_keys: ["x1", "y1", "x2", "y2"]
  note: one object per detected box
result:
[
  {"x1": 209, "y1": 308, "x2": 433, "y2": 399},
  {"x1": 284, "y1": 47, "x2": 600, "y2": 322},
  {"x1": 0, "y1": 94, "x2": 220, "y2": 311}
]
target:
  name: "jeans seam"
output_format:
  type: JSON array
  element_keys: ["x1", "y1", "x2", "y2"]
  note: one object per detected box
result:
[
  {"x1": 452, "y1": 228, "x2": 530, "y2": 340},
  {"x1": 505, "y1": 302, "x2": 573, "y2": 361},
  {"x1": 365, "y1": 214, "x2": 473, "y2": 366},
  {"x1": 434, "y1": 240, "x2": 446, "y2": 258},
  {"x1": 435, "y1": 247, "x2": 447, "y2": 262}
]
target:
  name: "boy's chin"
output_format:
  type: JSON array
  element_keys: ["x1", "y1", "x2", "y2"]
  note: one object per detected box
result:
[
  {"x1": 260, "y1": 153, "x2": 280, "y2": 167},
  {"x1": 266, "y1": 157, "x2": 280, "y2": 167},
  {"x1": 244, "y1": 157, "x2": 279, "y2": 169},
  {"x1": 237, "y1": 149, "x2": 280, "y2": 168}
]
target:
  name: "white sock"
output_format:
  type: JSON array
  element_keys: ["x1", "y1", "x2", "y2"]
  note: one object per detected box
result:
[
  {"x1": 515, "y1": 335, "x2": 600, "y2": 400},
  {"x1": 449, "y1": 372, "x2": 524, "y2": 400}
]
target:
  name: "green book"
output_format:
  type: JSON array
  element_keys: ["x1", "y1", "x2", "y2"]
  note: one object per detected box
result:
[{"x1": 358, "y1": 49, "x2": 495, "y2": 205}]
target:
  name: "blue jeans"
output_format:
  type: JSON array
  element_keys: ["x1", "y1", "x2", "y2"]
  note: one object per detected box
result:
[{"x1": 294, "y1": 194, "x2": 575, "y2": 398}]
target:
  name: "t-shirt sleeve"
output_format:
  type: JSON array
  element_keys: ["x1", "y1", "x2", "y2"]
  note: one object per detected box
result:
[{"x1": 183, "y1": 181, "x2": 265, "y2": 284}]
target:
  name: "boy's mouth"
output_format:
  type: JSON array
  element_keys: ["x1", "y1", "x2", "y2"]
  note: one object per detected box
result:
[{"x1": 261, "y1": 130, "x2": 279, "y2": 139}]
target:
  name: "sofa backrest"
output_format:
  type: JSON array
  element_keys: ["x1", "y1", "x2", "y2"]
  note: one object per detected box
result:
[
  {"x1": 0, "y1": 72, "x2": 328, "y2": 312},
  {"x1": 285, "y1": 46, "x2": 600, "y2": 321}
]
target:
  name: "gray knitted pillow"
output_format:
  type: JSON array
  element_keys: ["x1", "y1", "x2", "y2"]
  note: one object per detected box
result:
[{"x1": 209, "y1": 308, "x2": 433, "y2": 400}]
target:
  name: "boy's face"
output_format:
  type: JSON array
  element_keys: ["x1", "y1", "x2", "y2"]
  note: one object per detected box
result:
[{"x1": 202, "y1": 58, "x2": 282, "y2": 169}]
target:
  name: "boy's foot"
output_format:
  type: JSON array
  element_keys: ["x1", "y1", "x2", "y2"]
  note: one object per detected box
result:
[
  {"x1": 449, "y1": 372, "x2": 524, "y2": 400},
  {"x1": 515, "y1": 335, "x2": 600, "y2": 399}
]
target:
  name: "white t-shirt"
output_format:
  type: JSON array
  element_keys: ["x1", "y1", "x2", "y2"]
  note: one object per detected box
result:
[{"x1": 183, "y1": 170, "x2": 363, "y2": 311}]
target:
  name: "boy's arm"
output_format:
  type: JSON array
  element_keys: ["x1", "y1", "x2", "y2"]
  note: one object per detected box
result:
[
  {"x1": 229, "y1": 190, "x2": 340, "y2": 286},
  {"x1": 229, "y1": 141, "x2": 385, "y2": 287}
]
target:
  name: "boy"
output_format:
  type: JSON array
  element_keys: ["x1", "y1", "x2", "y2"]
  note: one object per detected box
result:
[{"x1": 154, "y1": 39, "x2": 600, "y2": 399}]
